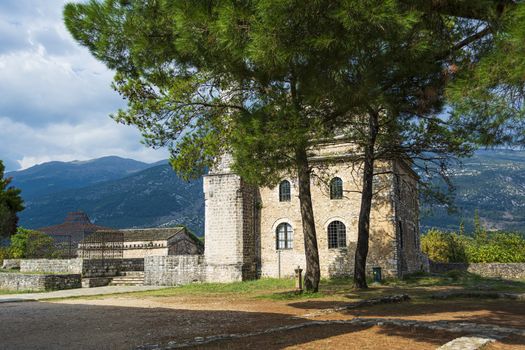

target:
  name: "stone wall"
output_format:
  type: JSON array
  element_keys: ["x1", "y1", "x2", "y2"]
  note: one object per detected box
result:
[
  {"x1": 20, "y1": 258, "x2": 83, "y2": 274},
  {"x1": 144, "y1": 255, "x2": 205, "y2": 286},
  {"x1": 258, "y1": 155, "x2": 399, "y2": 279},
  {"x1": 0, "y1": 272, "x2": 81, "y2": 291},
  {"x1": 429, "y1": 261, "x2": 525, "y2": 280},
  {"x1": 16, "y1": 258, "x2": 143, "y2": 277},
  {"x1": 118, "y1": 258, "x2": 144, "y2": 272},
  {"x1": 1, "y1": 259, "x2": 20, "y2": 270},
  {"x1": 203, "y1": 172, "x2": 248, "y2": 282},
  {"x1": 82, "y1": 258, "x2": 144, "y2": 277},
  {"x1": 393, "y1": 160, "x2": 428, "y2": 274}
]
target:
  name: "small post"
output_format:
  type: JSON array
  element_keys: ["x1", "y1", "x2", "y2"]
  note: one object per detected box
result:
[
  {"x1": 372, "y1": 267, "x2": 382, "y2": 284},
  {"x1": 294, "y1": 265, "x2": 303, "y2": 293}
]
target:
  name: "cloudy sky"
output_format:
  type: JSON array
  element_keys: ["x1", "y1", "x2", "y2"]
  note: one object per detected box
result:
[{"x1": 0, "y1": 0, "x2": 167, "y2": 171}]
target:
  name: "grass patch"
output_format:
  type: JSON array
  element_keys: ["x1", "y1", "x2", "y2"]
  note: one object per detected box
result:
[
  {"x1": 0, "y1": 289, "x2": 34, "y2": 295},
  {"x1": 258, "y1": 277, "x2": 355, "y2": 301},
  {"x1": 41, "y1": 271, "x2": 525, "y2": 303},
  {"x1": 128, "y1": 278, "x2": 295, "y2": 298}
]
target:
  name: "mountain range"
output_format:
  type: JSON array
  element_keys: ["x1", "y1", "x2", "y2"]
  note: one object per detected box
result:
[
  {"x1": 420, "y1": 149, "x2": 525, "y2": 233},
  {"x1": 7, "y1": 157, "x2": 204, "y2": 235},
  {"x1": 6, "y1": 149, "x2": 525, "y2": 235}
]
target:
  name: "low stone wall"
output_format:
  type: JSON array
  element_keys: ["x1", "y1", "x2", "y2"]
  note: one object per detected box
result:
[
  {"x1": 1, "y1": 259, "x2": 20, "y2": 270},
  {"x1": 82, "y1": 258, "x2": 144, "y2": 277},
  {"x1": 0, "y1": 272, "x2": 81, "y2": 291},
  {"x1": 15, "y1": 258, "x2": 145, "y2": 278},
  {"x1": 429, "y1": 261, "x2": 525, "y2": 280},
  {"x1": 81, "y1": 277, "x2": 113, "y2": 288},
  {"x1": 120, "y1": 258, "x2": 144, "y2": 272},
  {"x1": 20, "y1": 259, "x2": 83, "y2": 274},
  {"x1": 144, "y1": 255, "x2": 205, "y2": 286}
]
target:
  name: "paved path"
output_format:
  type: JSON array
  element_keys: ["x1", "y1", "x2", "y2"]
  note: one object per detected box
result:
[{"x1": 0, "y1": 285, "x2": 166, "y2": 303}]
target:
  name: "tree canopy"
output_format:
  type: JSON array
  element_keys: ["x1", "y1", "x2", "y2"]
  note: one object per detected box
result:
[
  {"x1": 0, "y1": 160, "x2": 24, "y2": 239},
  {"x1": 64, "y1": 0, "x2": 525, "y2": 289}
]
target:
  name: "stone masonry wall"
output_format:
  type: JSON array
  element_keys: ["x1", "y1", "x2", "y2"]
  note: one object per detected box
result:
[
  {"x1": 20, "y1": 258, "x2": 83, "y2": 274},
  {"x1": 18, "y1": 258, "x2": 143, "y2": 277},
  {"x1": 144, "y1": 255, "x2": 205, "y2": 286},
  {"x1": 1, "y1": 259, "x2": 20, "y2": 270},
  {"x1": 203, "y1": 173, "x2": 245, "y2": 282},
  {"x1": 0, "y1": 272, "x2": 81, "y2": 291},
  {"x1": 82, "y1": 258, "x2": 144, "y2": 277},
  {"x1": 393, "y1": 160, "x2": 427, "y2": 275},
  {"x1": 429, "y1": 262, "x2": 525, "y2": 280},
  {"x1": 259, "y1": 156, "x2": 399, "y2": 279}
]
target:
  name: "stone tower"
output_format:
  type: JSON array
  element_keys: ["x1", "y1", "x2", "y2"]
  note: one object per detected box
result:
[{"x1": 203, "y1": 154, "x2": 259, "y2": 282}]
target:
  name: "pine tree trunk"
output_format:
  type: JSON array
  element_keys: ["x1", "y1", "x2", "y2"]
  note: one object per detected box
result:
[
  {"x1": 354, "y1": 111, "x2": 380, "y2": 289},
  {"x1": 296, "y1": 146, "x2": 320, "y2": 292}
]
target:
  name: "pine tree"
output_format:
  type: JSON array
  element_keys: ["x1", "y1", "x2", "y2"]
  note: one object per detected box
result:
[
  {"x1": 64, "y1": 0, "x2": 524, "y2": 290},
  {"x1": 0, "y1": 161, "x2": 24, "y2": 238}
]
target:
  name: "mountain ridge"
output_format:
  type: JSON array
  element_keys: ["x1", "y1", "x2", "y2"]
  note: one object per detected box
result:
[
  {"x1": 7, "y1": 149, "x2": 525, "y2": 235},
  {"x1": 7, "y1": 156, "x2": 156, "y2": 200}
]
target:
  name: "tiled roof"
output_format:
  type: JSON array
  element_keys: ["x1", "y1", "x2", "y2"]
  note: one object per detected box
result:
[
  {"x1": 37, "y1": 212, "x2": 112, "y2": 242},
  {"x1": 96, "y1": 227, "x2": 186, "y2": 242}
]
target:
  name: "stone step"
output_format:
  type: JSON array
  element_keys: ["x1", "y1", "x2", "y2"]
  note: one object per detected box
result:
[
  {"x1": 109, "y1": 282, "x2": 144, "y2": 286},
  {"x1": 120, "y1": 271, "x2": 144, "y2": 277},
  {"x1": 109, "y1": 274, "x2": 144, "y2": 286},
  {"x1": 111, "y1": 277, "x2": 144, "y2": 281}
]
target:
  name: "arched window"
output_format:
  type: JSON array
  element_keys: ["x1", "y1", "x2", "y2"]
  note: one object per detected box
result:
[
  {"x1": 328, "y1": 221, "x2": 346, "y2": 248},
  {"x1": 276, "y1": 223, "x2": 293, "y2": 249},
  {"x1": 330, "y1": 177, "x2": 343, "y2": 199},
  {"x1": 279, "y1": 180, "x2": 291, "y2": 202}
]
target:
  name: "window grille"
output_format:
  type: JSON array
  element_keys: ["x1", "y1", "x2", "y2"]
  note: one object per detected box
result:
[
  {"x1": 330, "y1": 177, "x2": 343, "y2": 199},
  {"x1": 279, "y1": 180, "x2": 291, "y2": 202},
  {"x1": 276, "y1": 223, "x2": 293, "y2": 249},
  {"x1": 327, "y1": 221, "x2": 346, "y2": 248}
]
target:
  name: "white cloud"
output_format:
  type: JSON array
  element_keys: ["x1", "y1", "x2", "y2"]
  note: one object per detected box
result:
[
  {"x1": 0, "y1": 0, "x2": 168, "y2": 171},
  {"x1": 0, "y1": 117, "x2": 167, "y2": 170}
]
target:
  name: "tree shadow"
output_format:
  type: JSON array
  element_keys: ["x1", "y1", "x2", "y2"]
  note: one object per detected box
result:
[
  {"x1": 0, "y1": 300, "x2": 464, "y2": 350},
  {"x1": 338, "y1": 298, "x2": 525, "y2": 329},
  {"x1": 194, "y1": 323, "x2": 459, "y2": 349}
]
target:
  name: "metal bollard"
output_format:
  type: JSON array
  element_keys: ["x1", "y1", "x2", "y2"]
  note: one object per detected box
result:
[{"x1": 295, "y1": 265, "x2": 303, "y2": 293}]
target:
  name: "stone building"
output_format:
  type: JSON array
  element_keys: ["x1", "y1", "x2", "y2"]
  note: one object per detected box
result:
[
  {"x1": 79, "y1": 227, "x2": 203, "y2": 259},
  {"x1": 204, "y1": 139, "x2": 426, "y2": 282}
]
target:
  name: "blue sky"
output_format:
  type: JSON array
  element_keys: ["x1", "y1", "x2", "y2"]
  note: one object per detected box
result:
[{"x1": 0, "y1": 0, "x2": 167, "y2": 171}]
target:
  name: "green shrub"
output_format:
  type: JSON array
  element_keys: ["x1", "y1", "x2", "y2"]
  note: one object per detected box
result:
[
  {"x1": 0, "y1": 246, "x2": 10, "y2": 265},
  {"x1": 466, "y1": 232, "x2": 525, "y2": 263},
  {"x1": 9, "y1": 228, "x2": 55, "y2": 259},
  {"x1": 422, "y1": 229, "x2": 525, "y2": 263},
  {"x1": 421, "y1": 229, "x2": 467, "y2": 263}
]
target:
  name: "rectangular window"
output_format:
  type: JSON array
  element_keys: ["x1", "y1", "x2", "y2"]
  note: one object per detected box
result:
[{"x1": 276, "y1": 223, "x2": 293, "y2": 249}]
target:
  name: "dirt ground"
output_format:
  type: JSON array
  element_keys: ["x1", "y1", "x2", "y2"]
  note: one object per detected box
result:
[{"x1": 0, "y1": 293, "x2": 524, "y2": 350}]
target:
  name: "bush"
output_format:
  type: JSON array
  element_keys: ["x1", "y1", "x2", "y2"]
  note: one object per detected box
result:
[
  {"x1": 422, "y1": 229, "x2": 525, "y2": 263},
  {"x1": 9, "y1": 228, "x2": 55, "y2": 259},
  {"x1": 421, "y1": 229, "x2": 467, "y2": 263},
  {"x1": 466, "y1": 232, "x2": 525, "y2": 263},
  {"x1": 0, "y1": 246, "x2": 10, "y2": 265}
]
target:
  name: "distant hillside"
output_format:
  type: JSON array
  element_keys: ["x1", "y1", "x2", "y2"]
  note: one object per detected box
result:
[
  {"x1": 421, "y1": 149, "x2": 525, "y2": 233},
  {"x1": 18, "y1": 163, "x2": 204, "y2": 235},
  {"x1": 8, "y1": 156, "x2": 151, "y2": 199},
  {"x1": 9, "y1": 150, "x2": 525, "y2": 236}
]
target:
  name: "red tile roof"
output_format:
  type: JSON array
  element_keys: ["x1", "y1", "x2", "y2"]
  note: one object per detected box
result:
[{"x1": 37, "y1": 212, "x2": 112, "y2": 243}]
